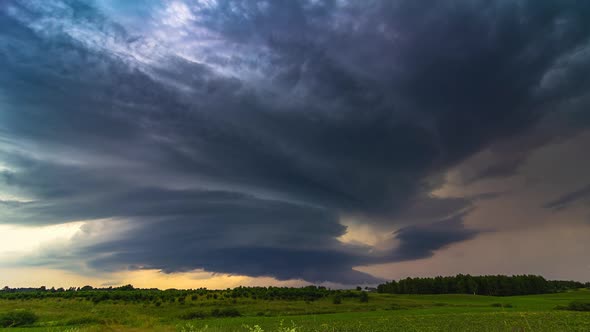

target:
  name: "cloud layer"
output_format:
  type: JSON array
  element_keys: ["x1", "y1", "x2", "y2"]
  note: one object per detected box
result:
[{"x1": 1, "y1": 0, "x2": 590, "y2": 284}]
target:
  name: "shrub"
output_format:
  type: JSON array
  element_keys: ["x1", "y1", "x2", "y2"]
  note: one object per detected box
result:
[
  {"x1": 211, "y1": 307, "x2": 241, "y2": 317},
  {"x1": 359, "y1": 292, "x2": 369, "y2": 303},
  {"x1": 180, "y1": 311, "x2": 207, "y2": 320},
  {"x1": 565, "y1": 301, "x2": 590, "y2": 311},
  {"x1": 332, "y1": 295, "x2": 342, "y2": 304},
  {"x1": 0, "y1": 309, "x2": 38, "y2": 327}
]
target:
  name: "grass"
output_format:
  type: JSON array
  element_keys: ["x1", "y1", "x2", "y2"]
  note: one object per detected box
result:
[{"x1": 0, "y1": 290, "x2": 589, "y2": 331}]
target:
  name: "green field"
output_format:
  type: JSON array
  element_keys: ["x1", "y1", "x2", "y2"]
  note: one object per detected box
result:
[{"x1": 1, "y1": 290, "x2": 589, "y2": 331}]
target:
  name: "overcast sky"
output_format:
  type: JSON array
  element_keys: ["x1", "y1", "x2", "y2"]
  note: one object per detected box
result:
[{"x1": 1, "y1": 0, "x2": 590, "y2": 288}]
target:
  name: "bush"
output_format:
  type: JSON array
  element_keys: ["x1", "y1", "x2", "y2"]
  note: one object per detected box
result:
[
  {"x1": 565, "y1": 301, "x2": 590, "y2": 311},
  {"x1": 359, "y1": 292, "x2": 369, "y2": 303},
  {"x1": 211, "y1": 308, "x2": 241, "y2": 317},
  {"x1": 332, "y1": 295, "x2": 342, "y2": 304},
  {"x1": 0, "y1": 309, "x2": 38, "y2": 327},
  {"x1": 180, "y1": 311, "x2": 207, "y2": 320}
]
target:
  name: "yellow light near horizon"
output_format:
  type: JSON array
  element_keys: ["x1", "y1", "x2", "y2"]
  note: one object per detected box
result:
[
  {"x1": 0, "y1": 222, "x2": 312, "y2": 289},
  {"x1": 0, "y1": 266, "x2": 309, "y2": 290},
  {"x1": 0, "y1": 222, "x2": 84, "y2": 255}
]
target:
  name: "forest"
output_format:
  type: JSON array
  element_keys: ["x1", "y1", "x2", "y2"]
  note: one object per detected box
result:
[{"x1": 376, "y1": 274, "x2": 589, "y2": 296}]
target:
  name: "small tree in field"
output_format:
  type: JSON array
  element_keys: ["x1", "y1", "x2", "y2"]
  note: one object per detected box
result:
[
  {"x1": 359, "y1": 291, "x2": 369, "y2": 303},
  {"x1": 332, "y1": 295, "x2": 342, "y2": 304}
]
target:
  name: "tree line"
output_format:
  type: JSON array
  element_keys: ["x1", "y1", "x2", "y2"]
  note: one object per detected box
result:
[
  {"x1": 2, "y1": 274, "x2": 587, "y2": 302},
  {"x1": 376, "y1": 274, "x2": 589, "y2": 296},
  {"x1": 0, "y1": 285, "x2": 365, "y2": 303}
]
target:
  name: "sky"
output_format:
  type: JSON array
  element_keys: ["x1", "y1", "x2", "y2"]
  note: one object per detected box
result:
[{"x1": 1, "y1": 0, "x2": 590, "y2": 289}]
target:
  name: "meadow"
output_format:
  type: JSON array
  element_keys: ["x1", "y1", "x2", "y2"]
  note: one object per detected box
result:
[{"x1": 0, "y1": 288, "x2": 589, "y2": 331}]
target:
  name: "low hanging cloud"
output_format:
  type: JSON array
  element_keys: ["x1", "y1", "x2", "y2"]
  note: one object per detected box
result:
[
  {"x1": 543, "y1": 184, "x2": 590, "y2": 211},
  {"x1": 1, "y1": 0, "x2": 590, "y2": 283},
  {"x1": 389, "y1": 212, "x2": 479, "y2": 262}
]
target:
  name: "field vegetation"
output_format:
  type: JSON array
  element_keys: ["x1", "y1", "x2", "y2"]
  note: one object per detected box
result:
[{"x1": 0, "y1": 275, "x2": 588, "y2": 331}]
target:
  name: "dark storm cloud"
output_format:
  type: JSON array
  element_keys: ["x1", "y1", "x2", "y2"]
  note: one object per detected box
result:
[
  {"x1": 543, "y1": 184, "x2": 590, "y2": 211},
  {"x1": 390, "y1": 212, "x2": 478, "y2": 262},
  {"x1": 1, "y1": 0, "x2": 590, "y2": 283}
]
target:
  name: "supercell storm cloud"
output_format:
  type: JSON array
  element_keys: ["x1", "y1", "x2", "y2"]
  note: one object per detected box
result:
[{"x1": 1, "y1": 0, "x2": 590, "y2": 285}]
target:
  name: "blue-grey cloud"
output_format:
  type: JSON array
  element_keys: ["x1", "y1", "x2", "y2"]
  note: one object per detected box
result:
[
  {"x1": 1, "y1": 0, "x2": 590, "y2": 283},
  {"x1": 543, "y1": 184, "x2": 590, "y2": 211},
  {"x1": 390, "y1": 212, "x2": 478, "y2": 261}
]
